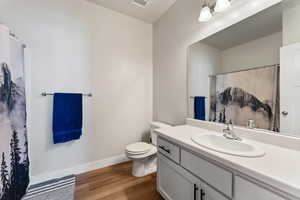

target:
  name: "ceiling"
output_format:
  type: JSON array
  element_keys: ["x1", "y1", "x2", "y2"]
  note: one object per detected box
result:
[
  {"x1": 86, "y1": 0, "x2": 177, "y2": 23},
  {"x1": 201, "y1": 3, "x2": 283, "y2": 50}
]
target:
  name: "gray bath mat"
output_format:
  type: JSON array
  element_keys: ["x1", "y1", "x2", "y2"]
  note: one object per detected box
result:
[{"x1": 23, "y1": 175, "x2": 76, "y2": 200}]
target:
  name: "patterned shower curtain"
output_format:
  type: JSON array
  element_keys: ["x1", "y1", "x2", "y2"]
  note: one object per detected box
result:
[
  {"x1": 0, "y1": 25, "x2": 29, "y2": 200},
  {"x1": 209, "y1": 65, "x2": 280, "y2": 131}
]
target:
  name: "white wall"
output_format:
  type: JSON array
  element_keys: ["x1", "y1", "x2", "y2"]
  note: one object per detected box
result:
[
  {"x1": 283, "y1": 0, "x2": 300, "y2": 46},
  {"x1": 221, "y1": 32, "x2": 282, "y2": 72},
  {"x1": 0, "y1": 0, "x2": 152, "y2": 182},
  {"x1": 188, "y1": 43, "x2": 221, "y2": 119},
  {"x1": 153, "y1": 0, "x2": 281, "y2": 125}
]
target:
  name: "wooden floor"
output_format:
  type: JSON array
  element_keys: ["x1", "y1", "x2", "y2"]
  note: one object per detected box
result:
[{"x1": 75, "y1": 161, "x2": 163, "y2": 200}]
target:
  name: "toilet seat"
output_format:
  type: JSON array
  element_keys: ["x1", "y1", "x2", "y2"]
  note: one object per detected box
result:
[
  {"x1": 126, "y1": 142, "x2": 153, "y2": 155},
  {"x1": 127, "y1": 146, "x2": 157, "y2": 159}
]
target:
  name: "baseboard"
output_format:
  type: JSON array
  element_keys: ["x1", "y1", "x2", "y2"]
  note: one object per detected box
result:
[{"x1": 30, "y1": 154, "x2": 129, "y2": 185}]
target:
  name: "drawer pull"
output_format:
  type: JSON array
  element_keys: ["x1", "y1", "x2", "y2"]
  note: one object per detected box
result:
[
  {"x1": 200, "y1": 189, "x2": 205, "y2": 200},
  {"x1": 194, "y1": 184, "x2": 199, "y2": 200},
  {"x1": 159, "y1": 145, "x2": 171, "y2": 154}
]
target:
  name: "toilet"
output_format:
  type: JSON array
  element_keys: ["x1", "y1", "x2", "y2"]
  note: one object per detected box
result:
[{"x1": 125, "y1": 122, "x2": 171, "y2": 177}]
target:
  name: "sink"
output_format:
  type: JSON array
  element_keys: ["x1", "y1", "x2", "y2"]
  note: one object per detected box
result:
[{"x1": 191, "y1": 134, "x2": 265, "y2": 157}]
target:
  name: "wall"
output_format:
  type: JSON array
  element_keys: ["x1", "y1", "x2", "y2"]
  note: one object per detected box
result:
[
  {"x1": 0, "y1": 0, "x2": 152, "y2": 183},
  {"x1": 188, "y1": 43, "x2": 221, "y2": 119},
  {"x1": 221, "y1": 32, "x2": 282, "y2": 72},
  {"x1": 283, "y1": 0, "x2": 300, "y2": 46},
  {"x1": 153, "y1": 0, "x2": 282, "y2": 125}
]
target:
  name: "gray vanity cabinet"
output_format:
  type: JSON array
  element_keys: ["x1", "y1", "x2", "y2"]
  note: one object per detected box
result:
[
  {"x1": 157, "y1": 137, "x2": 229, "y2": 200},
  {"x1": 157, "y1": 136, "x2": 292, "y2": 200}
]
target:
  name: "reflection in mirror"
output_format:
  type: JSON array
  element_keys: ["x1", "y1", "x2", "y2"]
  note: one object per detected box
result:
[{"x1": 188, "y1": 1, "x2": 300, "y2": 137}]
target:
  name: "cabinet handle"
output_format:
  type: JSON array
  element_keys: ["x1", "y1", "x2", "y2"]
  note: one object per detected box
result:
[
  {"x1": 194, "y1": 184, "x2": 199, "y2": 200},
  {"x1": 200, "y1": 189, "x2": 205, "y2": 200},
  {"x1": 159, "y1": 145, "x2": 171, "y2": 154}
]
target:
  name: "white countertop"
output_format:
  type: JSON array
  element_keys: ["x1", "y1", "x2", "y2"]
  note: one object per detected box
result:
[{"x1": 156, "y1": 125, "x2": 300, "y2": 199}]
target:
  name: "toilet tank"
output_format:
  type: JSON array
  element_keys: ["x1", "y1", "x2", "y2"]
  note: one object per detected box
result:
[{"x1": 150, "y1": 122, "x2": 171, "y2": 146}]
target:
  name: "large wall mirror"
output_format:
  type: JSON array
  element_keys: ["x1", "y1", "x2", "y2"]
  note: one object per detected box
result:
[{"x1": 188, "y1": 0, "x2": 300, "y2": 137}]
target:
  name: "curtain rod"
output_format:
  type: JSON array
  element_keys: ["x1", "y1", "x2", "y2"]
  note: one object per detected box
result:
[
  {"x1": 0, "y1": 24, "x2": 26, "y2": 47},
  {"x1": 209, "y1": 64, "x2": 279, "y2": 77},
  {"x1": 9, "y1": 32, "x2": 27, "y2": 48}
]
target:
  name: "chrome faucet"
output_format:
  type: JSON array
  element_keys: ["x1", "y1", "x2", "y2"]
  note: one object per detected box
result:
[{"x1": 223, "y1": 123, "x2": 241, "y2": 141}]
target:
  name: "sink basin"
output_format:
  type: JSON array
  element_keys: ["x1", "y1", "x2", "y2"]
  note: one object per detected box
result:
[{"x1": 191, "y1": 134, "x2": 265, "y2": 157}]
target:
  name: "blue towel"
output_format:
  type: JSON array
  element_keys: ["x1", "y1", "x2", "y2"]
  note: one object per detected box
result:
[
  {"x1": 52, "y1": 93, "x2": 83, "y2": 144},
  {"x1": 194, "y1": 96, "x2": 206, "y2": 120}
]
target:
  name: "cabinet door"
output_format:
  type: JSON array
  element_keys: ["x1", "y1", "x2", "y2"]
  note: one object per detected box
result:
[{"x1": 157, "y1": 154, "x2": 200, "y2": 200}]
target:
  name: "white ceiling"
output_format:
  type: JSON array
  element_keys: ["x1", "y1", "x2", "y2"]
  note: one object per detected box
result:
[
  {"x1": 86, "y1": 0, "x2": 177, "y2": 23},
  {"x1": 201, "y1": 3, "x2": 283, "y2": 50}
]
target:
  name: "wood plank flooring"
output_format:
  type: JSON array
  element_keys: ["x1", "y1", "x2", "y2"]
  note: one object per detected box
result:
[{"x1": 75, "y1": 161, "x2": 163, "y2": 200}]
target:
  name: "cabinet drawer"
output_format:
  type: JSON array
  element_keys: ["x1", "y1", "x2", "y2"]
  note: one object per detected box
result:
[
  {"x1": 235, "y1": 176, "x2": 286, "y2": 200},
  {"x1": 181, "y1": 149, "x2": 232, "y2": 197},
  {"x1": 157, "y1": 137, "x2": 180, "y2": 163}
]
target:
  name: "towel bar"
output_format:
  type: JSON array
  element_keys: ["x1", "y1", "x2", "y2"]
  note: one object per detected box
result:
[
  {"x1": 190, "y1": 96, "x2": 207, "y2": 99},
  {"x1": 41, "y1": 92, "x2": 92, "y2": 97}
]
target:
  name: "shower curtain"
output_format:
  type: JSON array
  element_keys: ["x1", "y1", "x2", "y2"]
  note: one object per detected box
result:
[
  {"x1": 209, "y1": 65, "x2": 280, "y2": 131},
  {"x1": 0, "y1": 25, "x2": 29, "y2": 200}
]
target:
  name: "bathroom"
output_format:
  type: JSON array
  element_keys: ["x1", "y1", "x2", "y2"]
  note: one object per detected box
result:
[{"x1": 0, "y1": 0, "x2": 299, "y2": 199}]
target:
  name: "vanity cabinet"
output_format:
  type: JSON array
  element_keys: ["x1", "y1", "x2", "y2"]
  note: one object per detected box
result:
[
  {"x1": 157, "y1": 136, "x2": 291, "y2": 200},
  {"x1": 157, "y1": 137, "x2": 229, "y2": 200},
  {"x1": 158, "y1": 153, "x2": 228, "y2": 200}
]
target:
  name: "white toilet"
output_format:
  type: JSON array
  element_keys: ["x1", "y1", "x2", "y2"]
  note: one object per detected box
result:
[{"x1": 125, "y1": 122, "x2": 171, "y2": 177}]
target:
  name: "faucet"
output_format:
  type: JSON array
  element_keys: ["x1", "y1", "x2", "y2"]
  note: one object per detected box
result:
[{"x1": 223, "y1": 123, "x2": 241, "y2": 141}]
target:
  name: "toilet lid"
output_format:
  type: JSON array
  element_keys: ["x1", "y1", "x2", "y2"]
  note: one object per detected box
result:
[{"x1": 126, "y1": 142, "x2": 152, "y2": 154}]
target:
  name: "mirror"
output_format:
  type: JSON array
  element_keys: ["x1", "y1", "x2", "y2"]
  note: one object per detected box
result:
[{"x1": 188, "y1": 0, "x2": 300, "y2": 137}]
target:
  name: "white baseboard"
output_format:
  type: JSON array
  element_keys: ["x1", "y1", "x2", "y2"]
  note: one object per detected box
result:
[{"x1": 30, "y1": 154, "x2": 129, "y2": 185}]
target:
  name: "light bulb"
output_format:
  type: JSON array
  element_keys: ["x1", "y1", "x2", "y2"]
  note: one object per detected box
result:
[
  {"x1": 198, "y1": 6, "x2": 212, "y2": 22},
  {"x1": 214, "y1": 0, "x2": 231, "y2": 13}
]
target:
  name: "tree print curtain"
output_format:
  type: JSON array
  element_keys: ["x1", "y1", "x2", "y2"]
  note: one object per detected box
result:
[
  {"x1": 0, "y1": 26, "x2": 29, "y2": 200},
  {"x1": 209, "y1": 65, "x2": 280, "y2": 131}
]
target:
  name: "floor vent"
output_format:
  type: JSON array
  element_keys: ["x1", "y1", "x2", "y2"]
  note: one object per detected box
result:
[
  {"x1": 132, "y1": 0, "x2": 150, "y2": 8},
  {"x1": 23, "y1": 175, "x2": 76, "y2": 200}
]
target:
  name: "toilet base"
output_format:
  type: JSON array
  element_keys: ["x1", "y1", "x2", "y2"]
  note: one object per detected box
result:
[{"x1": 132, "y1": 156, "x2": 157, "y2": 177}]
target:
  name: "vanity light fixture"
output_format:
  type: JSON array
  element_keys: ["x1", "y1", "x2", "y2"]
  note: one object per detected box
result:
[
  {"x1": 198, "y1": 0, "x2": 232, "y2": 22},
  {"x1": 198, "y1": 5, "x2": 213, "y2": 22},
  {"x1": 214, "y1": 0, "x2": 231, "y2": 12}
]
